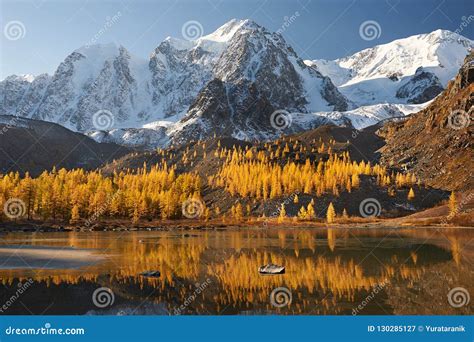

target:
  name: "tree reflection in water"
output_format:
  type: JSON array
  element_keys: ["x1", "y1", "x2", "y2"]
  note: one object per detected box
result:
[{"x1": 0, "y1": 228, "x2": 471, "y2": 315}]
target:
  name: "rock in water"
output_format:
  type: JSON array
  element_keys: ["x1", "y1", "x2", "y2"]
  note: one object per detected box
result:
[
  {"x1": 140, "y1": 270, "x2": 161, "y2": 278},
  {"x1": 258, "y1": 264, "x2": 285, "y2": 275}
]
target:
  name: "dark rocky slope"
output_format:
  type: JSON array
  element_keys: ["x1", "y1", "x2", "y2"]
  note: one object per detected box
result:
[
  {"x1": 378, "y1": 53, "x2": 473, "y2": 191},
  {"x1": 0, "y1": 115, "x2": 130, "y2": 176}
]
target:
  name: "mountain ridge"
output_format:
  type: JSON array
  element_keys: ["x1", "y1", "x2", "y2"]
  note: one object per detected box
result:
[
  {"x1": 1, "y1": 19, "x2": 347, "y2": 133},
  {"x1": 309, "y1": 29, "x2": 473, "y2": 106},
  {"x1": 1, "y1": 20, "x2": 472, "y2": 149},
  {"x1": 0, "y1": 115, "x2": 130, "y2": 176}
]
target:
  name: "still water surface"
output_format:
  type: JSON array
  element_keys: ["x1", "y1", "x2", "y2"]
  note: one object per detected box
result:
[{"x1": 0, "y1": 228, "x2": 472, "y2": 315}]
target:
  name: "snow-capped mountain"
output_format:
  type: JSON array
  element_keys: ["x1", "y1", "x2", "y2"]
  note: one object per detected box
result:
[
  {"x1": 0, "y1": 21, "x2": 472, "y2": 149},
  {"x1": 169, "y1": 19, "x2": 348, "y2": 143},
  {"x1": 1, "y1": 44, "x2": 155, "y2": 131},
  {"x1": 0, "y1": 74, "x2": 51, "y2": 117},
  {"x1": 309, "y1": 29, "x2": 473, "y2": 106},
  {"x1": 87, "y1": 126, "x2": 169, "y2": 149},
  {"x1": 0, "y1": 19, "x2": 346, "y2": 138},
  {"x1": 299, "y1": 102, "x2": 430, "y2": 130}
]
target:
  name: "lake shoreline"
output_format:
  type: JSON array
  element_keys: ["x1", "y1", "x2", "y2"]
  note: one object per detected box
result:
[
  {"x1": 2, "y1": 197, "x2": 471, "y2": 232},
  {"x1": 0, "y1": 218, "x2": 472, "y2": 233}
]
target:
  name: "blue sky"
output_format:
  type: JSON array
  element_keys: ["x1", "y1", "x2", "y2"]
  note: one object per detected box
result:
[{"x1": 0, "y1": 0, "x2": 473, "y2": 79}]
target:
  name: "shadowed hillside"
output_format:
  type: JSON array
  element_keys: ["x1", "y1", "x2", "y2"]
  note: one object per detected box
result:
[
  {"x1": 0, "y1": 115, "x2": 130, "y2": 176},
  {"x1": 378, "y1": 52, "x2": 473, "y2": 192}
]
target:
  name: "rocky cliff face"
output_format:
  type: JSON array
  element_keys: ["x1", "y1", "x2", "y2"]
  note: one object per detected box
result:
[
  {"x1": 378, "y1": 53, "x2": 473, "y2": 191},
  {"x1": 395, "y1": 67, "x2": 444, "y2": 104}
]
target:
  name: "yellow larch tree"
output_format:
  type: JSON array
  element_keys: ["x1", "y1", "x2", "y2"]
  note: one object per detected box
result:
[
  {"x1": 448, "y1": 191, "x2": 457, "y2": 217},
  {"x1": 326, "y1": 202, "x2": 336, "y2": 224},
  {"x1": 278, "y1": 204, "x2": 286, "y2": 223}
]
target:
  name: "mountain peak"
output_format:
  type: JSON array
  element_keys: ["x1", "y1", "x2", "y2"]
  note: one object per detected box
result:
[
  {"x1": 156, "y1": 19, "x2": 263, "y2": 55},
  {"x1": 420, "y1": 28, "x2": 473, "y2": 47},
  {"x1": 427, "y1": 28, "x2": 460, "y2": 39},
  {"x1": 209, "y1": 19, "x2": 259, "y2": 37},
  {"x1": 198, "y1": 18, "x2": 261, "y2": 44},
  {"x1": 74, "y1": 42, "x2": 122, "y2": 59}
]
